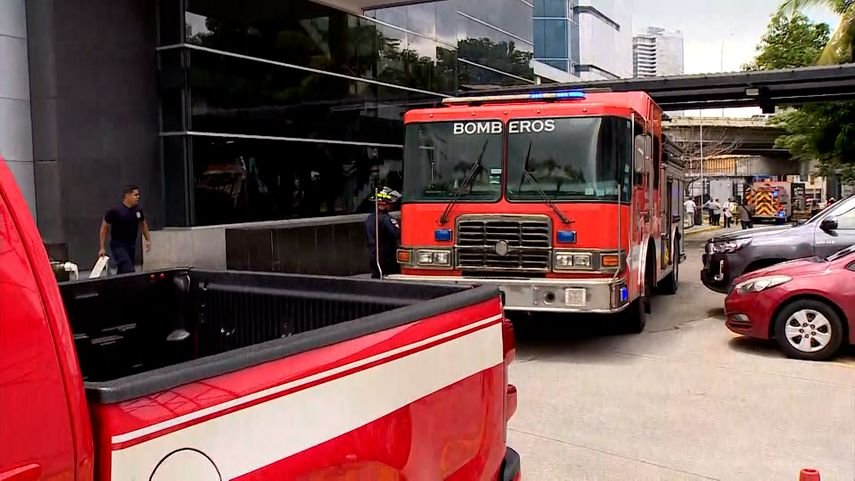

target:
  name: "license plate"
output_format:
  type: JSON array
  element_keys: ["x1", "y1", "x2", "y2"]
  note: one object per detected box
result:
[{"x1": 564, "y1": 288, "x2": 586, "y2": 307}]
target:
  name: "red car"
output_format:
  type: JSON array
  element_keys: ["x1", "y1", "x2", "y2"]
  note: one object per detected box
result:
[{"x1": 725, "y1": 244, "x2": 855, "y2": 361}]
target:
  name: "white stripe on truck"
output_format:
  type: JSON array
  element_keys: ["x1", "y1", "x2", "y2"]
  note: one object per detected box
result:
[{"x1": 111, "y1": 315, "x2": 504, "y2": 480}]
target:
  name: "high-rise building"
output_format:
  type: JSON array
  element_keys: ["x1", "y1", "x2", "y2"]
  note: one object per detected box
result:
[
  {"x1": 633, "y1": 26, "x2": 684, "y2": 78},
  {"x1": 532, "y1": 0, "x2": 633, "y2": 81}
]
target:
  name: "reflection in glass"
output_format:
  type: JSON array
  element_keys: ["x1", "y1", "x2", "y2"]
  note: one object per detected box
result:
[
  {"x1": 188, "y1": 50, "x2": 423, "y2": 145},
  {"x1": 190, "y1": 137, "x2": 403, "y2": 225},
  {"x1": 506, "y1": 117, "x2": 632, "y2": 202},
  {"x1": 534, "y1": 0, "x2": 568, "y2": 18},
  {"x1": 534, "y1": 19, "x2": 568, "y2": 60},
  {"x1": 459, "y1": 0, "x2": 533, "y2": 42},
  {"x1": 403, "y1": 121, "x2": 503, "y2": 202}
]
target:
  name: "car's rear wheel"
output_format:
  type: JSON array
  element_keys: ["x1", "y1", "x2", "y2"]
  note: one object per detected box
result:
[{"x1": 773, "y1": 300, "x2": 844, "y2": 361}]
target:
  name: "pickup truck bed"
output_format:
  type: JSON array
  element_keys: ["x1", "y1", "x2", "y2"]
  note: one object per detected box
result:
[
  {"x1": 61, "y1": 269, "x2": 493, "y2": 402},
  {"x1": 1, "y1": 155, "x2": 519, "y2": 481}
]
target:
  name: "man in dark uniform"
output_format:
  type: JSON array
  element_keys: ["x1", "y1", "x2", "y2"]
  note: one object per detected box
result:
[
  {"x1": 365, "y1": 187, "x2": 401, "y2": 279},
  {"x1": 98, "y1": 185, "x2": 151, "y2": 274}
]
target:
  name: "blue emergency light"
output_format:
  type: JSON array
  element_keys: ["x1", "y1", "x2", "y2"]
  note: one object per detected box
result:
[
  {"x1": 620, "y1": 286, "x2": 629, "y2": 303},
  {"x1": 557, "y1": 230, "x2": 577, "y2": 244},
  {"x1": 434, "y1": 228, "x2": 452, "y2": 242},
  {"x1": 529, "y1": 90, "x2": 586, "y2": 100}
]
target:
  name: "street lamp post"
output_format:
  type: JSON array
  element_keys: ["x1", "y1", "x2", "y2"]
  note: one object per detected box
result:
[{"x1": 720, "y1": 32, "x2": 735, "y2": 117}]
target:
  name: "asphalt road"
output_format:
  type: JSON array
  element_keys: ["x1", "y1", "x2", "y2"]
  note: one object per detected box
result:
[{"x1": 507, "y1": 233, "x2": 855, "y2": 481}]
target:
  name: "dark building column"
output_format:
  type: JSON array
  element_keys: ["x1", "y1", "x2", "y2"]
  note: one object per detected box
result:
[
  {"x1": 26, "y1": 0, "x2": 64, "y2": 255},
  {"x1": 26, "y1": 0, "x2": 161, "y2": 265}
]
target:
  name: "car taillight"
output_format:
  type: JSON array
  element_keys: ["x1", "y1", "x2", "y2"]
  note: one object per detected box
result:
[
  {"x1": 502, "y1": 317, "x2": 518, "y2": 424},
  {"x1": 502, "y1": 317, "x2": 516, "y2": 365}
]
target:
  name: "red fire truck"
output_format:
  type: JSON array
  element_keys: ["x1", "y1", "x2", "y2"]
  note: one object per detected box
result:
[{"x1": 390, "y1": 90, "x2": 686, "y2": 332}]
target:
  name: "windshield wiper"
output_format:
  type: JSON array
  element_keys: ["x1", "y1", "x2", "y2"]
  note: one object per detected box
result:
[
  {"x1": 519, "y1": 141, "x2": 573, "y2": 225},
  {"x1": 438, "y1": 139, "x2": 489, "y2": 225}
]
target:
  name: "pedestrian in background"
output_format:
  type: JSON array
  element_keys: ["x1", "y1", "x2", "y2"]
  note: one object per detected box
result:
[
  {"x1": 703, "y1": 198, "x2": 713, "y2": 225},
  {"x1": 738, "y1": 200, "x2": 753, "y2": 230},
  {"x1": 98, "y1": 185, "x2": 151, "y2": 274},
  {"x1": 711, "y1": 198, "x2": 722, "y2": 226},
  {"x1": 723, "y1": 201, "x2": 733, "y2": 228},
  {"x1": 684, "y1": 197, "x2": 696, "y2": 226}
]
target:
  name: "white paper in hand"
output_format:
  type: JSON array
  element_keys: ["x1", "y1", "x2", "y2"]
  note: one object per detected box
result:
[{"x1": 90, "y1": 256, "x2": 110, "y2": 279}]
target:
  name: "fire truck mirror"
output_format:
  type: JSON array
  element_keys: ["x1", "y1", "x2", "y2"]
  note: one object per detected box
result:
[{"x1": 634, "y1": 134, "x2": 651, "y2": 174}]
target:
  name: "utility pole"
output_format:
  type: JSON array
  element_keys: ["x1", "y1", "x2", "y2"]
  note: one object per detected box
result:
[{"x1": 699, "y1": 123, "x2": 704, "y2": 202}]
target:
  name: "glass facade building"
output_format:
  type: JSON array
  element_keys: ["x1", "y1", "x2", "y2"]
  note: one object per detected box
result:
[
  {"x1": 158, "y1": 0, "x2": 539, "y2": 227},
  {"x1": 533, "y1": 0, "x2": 580, "y2": 73}
]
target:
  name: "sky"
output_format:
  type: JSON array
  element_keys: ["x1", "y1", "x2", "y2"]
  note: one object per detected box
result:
[
  {"x1": 631, "y1": 0, "x2": 840, "y2": 74},
  {"x1": 630, "y1": 0, "x2": 841, "y2": 116}
]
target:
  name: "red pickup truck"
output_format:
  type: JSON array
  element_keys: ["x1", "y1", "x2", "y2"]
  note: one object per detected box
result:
[{"x1": 0, "y1": 157, "x2": 521, "y2": 481}]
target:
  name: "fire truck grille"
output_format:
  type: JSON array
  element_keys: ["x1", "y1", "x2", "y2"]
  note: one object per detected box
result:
[{"x1": 456, "y1": 217, "x2": 552, "y2": 271}]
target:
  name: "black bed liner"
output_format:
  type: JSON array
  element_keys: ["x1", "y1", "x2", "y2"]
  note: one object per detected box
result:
[{"x1": 59, "y1": 269, "x2": 498, "y2": 404}]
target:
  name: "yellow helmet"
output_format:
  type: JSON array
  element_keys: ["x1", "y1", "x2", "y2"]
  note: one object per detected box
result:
[{"x1": 373, "y1": 186, "x2": 401, "y2": 203}]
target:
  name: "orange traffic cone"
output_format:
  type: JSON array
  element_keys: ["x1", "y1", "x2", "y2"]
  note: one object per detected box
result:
[{"x1": 799, "y1": 468, "x2": 820, "y2": 481}]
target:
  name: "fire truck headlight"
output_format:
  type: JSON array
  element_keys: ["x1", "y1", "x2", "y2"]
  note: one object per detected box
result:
[
  {"x1": 554, "y1": 253, "x2": 574, "y2": 269},
  {"x1": 573, "y1": 254, "x2": 592, "y2": 267},
  {"x1": 416, "y1": 249, "x2": 451, "y2": 266},
  {"x1": 553, "y1": 252, "x2": 592, "y2": 270}
]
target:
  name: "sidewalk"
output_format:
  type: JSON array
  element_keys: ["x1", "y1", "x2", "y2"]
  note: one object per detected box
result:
[{"x1": 684, "y1": 224, "x2": 722, "y2": 237}]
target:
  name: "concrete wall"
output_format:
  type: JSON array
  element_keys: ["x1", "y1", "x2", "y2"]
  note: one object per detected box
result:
[
  {"x1": 577, "y1": 0, "x2": 633, "y2": 79},
  {"x1": 0, "y1": 0, "x2": 35, "y2": 217},
  {"x1": 26, "y1": 0, "x2": 161, "y2": 266},
  {"x1": 146, "y1": 214, "x2": 376, "y2": 271}
]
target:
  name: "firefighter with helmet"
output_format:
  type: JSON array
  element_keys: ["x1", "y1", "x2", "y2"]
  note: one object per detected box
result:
[{"x1": 365, "y1": 187, "x2": 402, "y2": 278}]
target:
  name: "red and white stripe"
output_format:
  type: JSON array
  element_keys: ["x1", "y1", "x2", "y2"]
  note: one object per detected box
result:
[{"x1": 111, "y1": 314, "x2": 504, "y2": 480}]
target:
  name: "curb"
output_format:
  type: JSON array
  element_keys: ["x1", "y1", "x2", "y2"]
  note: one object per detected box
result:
[{"x1": 684, "y1": 225, "x2": 722, "y2": 237}]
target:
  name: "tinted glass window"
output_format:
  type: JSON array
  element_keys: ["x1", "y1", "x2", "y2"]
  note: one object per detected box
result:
[
  {"x1": 188, "y1": 49, "x2": 432, "y2": 145},
  {"x1": 191, "y1": 137, "x2": 402, "y2": 225},
  {"x1": 403, "y1": 121, "x2": 503, "y2": 202},
  {"x1": 506, "y1": 117, "x2": 632, "y2": 202},
  {"x1": 185, "y1": 0, "x2": 450, "y2": 94},
  {"x1": 456, "y1": 20, "x2": 535, "y2": 84},
  {"x1": 460, "y1": 0, "x2": 533, "y2": 41},
  {"x1": 534, "y1": 19, "x2": 568, "y2": 59},
  {"x1": 534, "y1": 0, "x2": 567, "y2": 17},
  {"x1": 835, "y1": 205, "x2": 855, "y2": 230}
]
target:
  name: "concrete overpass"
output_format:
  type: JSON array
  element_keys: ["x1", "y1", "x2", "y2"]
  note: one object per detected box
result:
[
  {"x1": 464, "y1": 63, "x2": 855, "y2": 111},
  {"x1": 664, "y1": 116, "x2": 789, "y2": 158}
]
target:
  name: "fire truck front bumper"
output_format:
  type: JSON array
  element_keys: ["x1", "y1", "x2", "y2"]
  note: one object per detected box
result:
[{"x1": 385, "y1": 275, "x2": 631, "y2": 314}]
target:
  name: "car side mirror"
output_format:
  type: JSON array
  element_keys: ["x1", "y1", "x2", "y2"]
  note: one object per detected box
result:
[{"x1": 820, "y1": 217, "x2": 838, "y2": 232}]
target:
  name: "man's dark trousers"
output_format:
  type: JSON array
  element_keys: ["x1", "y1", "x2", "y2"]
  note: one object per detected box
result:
[{"x1": 110, "y1": 240, "x2": 136, "y2": 274}]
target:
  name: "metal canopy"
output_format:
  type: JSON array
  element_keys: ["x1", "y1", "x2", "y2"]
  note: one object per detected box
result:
[{"x1": 459, "y1": 63, "x2": 855, "y2": 112}]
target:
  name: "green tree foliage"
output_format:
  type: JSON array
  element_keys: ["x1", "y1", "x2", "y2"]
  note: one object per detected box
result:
[
  {"x1": 747, "y1": 5, "x2": 855, "y2": 181},
  {"x1": 778, "y1": 0, "x2": 854, "y2": 64},
  {"x1": 771, "y1": 104, "x2": 855, "y2": 182},
  {"x1": 743, "y1": 12, "x2": 830, "y2": 70}
]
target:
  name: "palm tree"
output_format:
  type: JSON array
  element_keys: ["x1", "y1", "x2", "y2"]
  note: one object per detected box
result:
[{"x1": 778, "y1": 0, "x2": 854, "y2": 64}]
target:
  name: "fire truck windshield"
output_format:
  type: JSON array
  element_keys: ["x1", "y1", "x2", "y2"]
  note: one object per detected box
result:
[
  {"x1": 403, "y1": 121, "x2": 503, "y2": 202},
  {"x1": 506, "y1": 116, "x2": 632, "y2": 203}
]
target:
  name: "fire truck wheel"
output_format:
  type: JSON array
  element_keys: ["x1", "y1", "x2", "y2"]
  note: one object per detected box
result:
[
  {"x1": 622, "y1": 253, "x2": 655, "y2": 333},
  {"x1": 659, "y1": 243, "x2": 679, "y2": 295},
  {"x1": 621, "y1": 297, "x2": 648, "y2": 334}
]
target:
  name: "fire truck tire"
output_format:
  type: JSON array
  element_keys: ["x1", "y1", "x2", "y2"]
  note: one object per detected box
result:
[
  {"x1": 622, "y1": 257, "x2": 653, "y2": 334},
  {"x1": 659, "y1": 243, "x2": 679, "y2": 295},
  {"x1": 621, "y1": 297, "x2": 648, "y2": 334}
]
